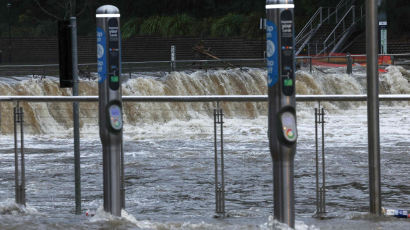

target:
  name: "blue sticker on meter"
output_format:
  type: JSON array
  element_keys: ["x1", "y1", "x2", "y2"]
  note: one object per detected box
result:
[
  {"x1": 97, "y1": 27, "x2": 107, "y2": 83},
  {"x1": 266, "y1": 20, "x2": 278, "y2": 87}
]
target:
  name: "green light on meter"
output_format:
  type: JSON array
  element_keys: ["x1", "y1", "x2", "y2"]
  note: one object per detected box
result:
[
  {"x1": 111, "y1": 76, "x2": 119, "y2": 83},
  {"x1": 284, "y1": 78, "x2": 293, "y2": 86}
]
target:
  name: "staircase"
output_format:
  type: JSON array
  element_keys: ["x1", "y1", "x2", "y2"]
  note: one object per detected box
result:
[{"x1": 296, "y1": 0, "x2": 365, "y2": 56}]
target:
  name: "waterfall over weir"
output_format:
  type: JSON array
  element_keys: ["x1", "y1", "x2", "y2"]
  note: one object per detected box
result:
[{"x1": 0, "y1": 65, "x2": 408, "y2": 135}]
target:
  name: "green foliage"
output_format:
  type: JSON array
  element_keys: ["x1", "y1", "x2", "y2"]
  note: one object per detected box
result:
[
  {"x1": 139, "y1": 16, "x2": 164, "y2": 36},
  {"x1": 240, "y1": 12, "x2": 264, "y2": 39},
  {"x1": 138, "y1": 14, "x2": 197, "y2": 37},
  {"x1": 166, "y1": 14, "x2": 197, "y2": 36},
  {"x1": 0, "y1": 0, "x2": 408, "y2": 39},
  {"x1": 210, "y1": 13, "x2": 246, "y2": 37},
  {"x1": 196, "y1": 17, "x2": 215, "y2": 38},
  {"x1": 123, "y1": 13, "x2": 263, "y2": 39},
  {"x1": 122, "y1": 18, "x2": 143, "y2": 39}
]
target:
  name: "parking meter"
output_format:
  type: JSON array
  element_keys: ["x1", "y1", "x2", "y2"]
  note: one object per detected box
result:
[
  {"x1": 266, "y1": 0, "x2": 297, "y2": 227},
  {"x1": 96, "y1": 5, "x2": 123, "y2": 217}
]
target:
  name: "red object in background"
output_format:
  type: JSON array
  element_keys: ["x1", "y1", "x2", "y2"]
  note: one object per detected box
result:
[{"x1": 305, "y1": 53, "x2": 390, "y2": 73}]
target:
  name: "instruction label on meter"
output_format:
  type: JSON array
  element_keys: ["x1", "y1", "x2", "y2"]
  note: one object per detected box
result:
[{"x1": 266, "y1": 20, "x2": 279, "y2": 87}]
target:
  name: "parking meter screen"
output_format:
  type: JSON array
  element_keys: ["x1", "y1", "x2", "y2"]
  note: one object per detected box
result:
[
  {"x1": 109, "y1": 104, "x2": 122, "y2": 131},
  {"x1": 280, "y1": 111, "x2": 297, "y2": 142}
]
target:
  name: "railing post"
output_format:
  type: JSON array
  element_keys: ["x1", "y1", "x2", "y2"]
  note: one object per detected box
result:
[
  {"x1": 352, "y1": 6, "x2": 356, "y2": 24},
  {"x1": 120, "y1": 132, "x2": 125, "y2": 209},
  {"x1": 321, "y1": 108, "x2": 326, "y2": 214},
  {"x1": 314, "y1": 108, "x2": 319, "y2": 213},
  {"x1": 170, "y1": 45, "x2": 176, "y2": 72},
  {"x1": 14, "y1": 102, "x2": 25, "y2": 206},
  {"x1": 13, "y1": 105, "x2": 18, "y2": 203},
  {"x1": 347, "y1": 53, "x2": 353, "y2": 74},
  {"x1": 214, "y1": 102, "x2": 225, "y2": 217},
  {"x1": 314, "y1": 104, "x2": 326, "y2": 217}
]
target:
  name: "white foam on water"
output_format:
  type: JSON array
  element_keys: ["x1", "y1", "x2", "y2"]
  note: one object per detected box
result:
[
  {"x1": 0, "y1": 199, "x2": 39, "y2": 216},
  {"x1": 88, "y1": 206, "x2": 319, "y2": 230},
  {"x1": 258, "y1": 216, "x2": 320, "y2": 230}
]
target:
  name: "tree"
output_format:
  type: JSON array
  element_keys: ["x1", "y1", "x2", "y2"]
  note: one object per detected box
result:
[{"x1": 33, "y1": 0, "x2": 89, "y2": 19}]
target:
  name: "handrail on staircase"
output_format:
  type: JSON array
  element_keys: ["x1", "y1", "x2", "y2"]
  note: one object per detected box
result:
[
  {"x1": 295, "y1": 7, "x2": 323, "y2": 42},
  {"x1": 296, "y1": 0, "x2": 361, "y2": 55},
  {"x1": 296, "y1": 7, "x2": 336, "y2": 55},
  {"x1": 320, "y1": 5, "x2": 361, "y2": 55},
  {"x1": 297, "y1": 0, "x2": 354, "y2": 41}
]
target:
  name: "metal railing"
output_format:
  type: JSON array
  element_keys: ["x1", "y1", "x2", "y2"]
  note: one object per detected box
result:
[
  {"x1": 1, "y1": 94, "x2": 409, "y2": 217},
  {"x1": 296, "y1": 7, "x2": 336, "y2": 55},
  {"x1": 1, "y1": 94, "x2": 410, "y2": 103},
  {"x1": 296, "y1": 0, "x2": 358, "y2": 55},
  {"x1": 318, "y1": 5, "x2": 364, "y2": 55}
]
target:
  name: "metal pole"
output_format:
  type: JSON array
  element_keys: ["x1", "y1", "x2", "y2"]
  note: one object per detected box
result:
[
  {"x1": 321, "y1": 108, "x2": 325, "y2": 213},
  {"x1": 120, "y1": 132, "x2": 125, "y2": 209},
  {"x1": 19, "y1": 106, "x2": 25, "y2": 205},
  {"x1": 14, "y1": 105, "x2": 19, "y2": 204},
  {"x1": 315, "y1": 108, "x2": 319, "y2": 214},
  {"x1": 347, "y1": 54, "x2": 353, "y2": 75},
  {"x1": 352, "y1": 6, "x2": 355, "y2": 25},
  {"x1": 70, "y1": 16, "x2": 81, "y2": 215},
  {"x1": 220, "y1": 107, "x2": 225, "y2": 214},
  {"x1": 214, "y1": 102, "x2": 225, "y2": 216},
  {"x1": 366, "y1": 0, "x2": 382, "y2": 216},
  {"x1": 13, "y1": 102, "x2": 25, "y2": 205},
  {"x1": 214, "y1": 107, "x2": 218, "y2": 213},
  {"x1": 170, "y1": 45, "x2": 176, "y2": 72}
]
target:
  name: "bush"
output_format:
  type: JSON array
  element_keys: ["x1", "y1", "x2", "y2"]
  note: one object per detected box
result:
[
  {"x1": 240, "y1": 12, "x2": 264, "y2": 39},
  {"x1": 139, "y1": 15, "x2": 166, "y2": 36},
  {"x1": 138, "y1": 14, "x2": 196, "y2": 37},
  {"x1": 126, "y1": 12, "x2": 263, "y2": 39},
  {"x1": 122, "y1": 17, "x2": 143, "y2": 39},
  {"x1": 166, "y1": 14, "x2": 196, "y2": 36},
  {"x1": 210, "y1": 13, "x2": 246, "y2": 37}
]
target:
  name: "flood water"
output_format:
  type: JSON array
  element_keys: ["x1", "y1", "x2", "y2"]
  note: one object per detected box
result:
[{"x1": 0, "y1": 66, "x2": 409, "y2": 229}]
